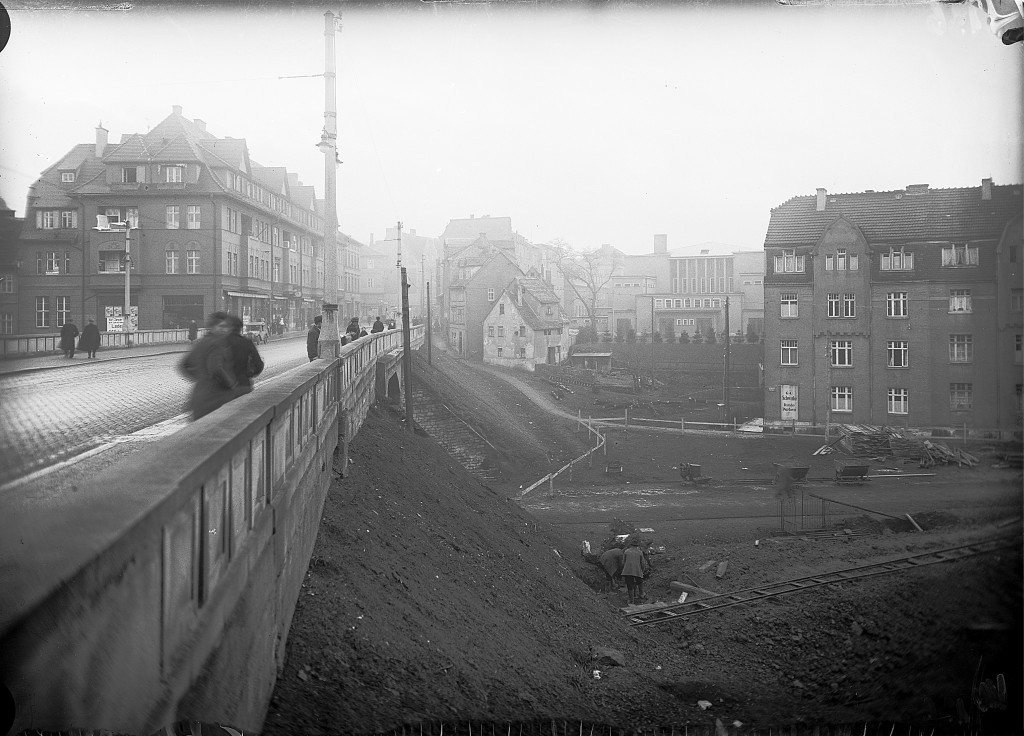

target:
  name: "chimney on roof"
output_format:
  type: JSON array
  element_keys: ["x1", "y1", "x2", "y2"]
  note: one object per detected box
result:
[
  {"x1": 95, "y1": 123, "x2": 108, "y2": 158},
  {"x1": 700, "y1": 249, "x2": 710, "y2": 255},
  {"x1": 194, "y1": 118, "x2": 206, "y2": 133},
  {"x1": 172, "y1": 105, "x2": 183, "y2": 116},
  {"x1": 654, "y1": 234, "x2": 668, "y2": 253},
  {"x1": 816, "y1": 188, "x2": 827, "y2": 211},
  {"x1": 982, "y1": 177, "x2": 993, "y2": 200},
  {"x1": 906, "y1": 183, "x2": 929, "y2": 195}
]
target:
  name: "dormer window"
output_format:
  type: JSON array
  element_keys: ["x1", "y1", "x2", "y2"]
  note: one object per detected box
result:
[
  {"x1": 881, "y1": 247, "x2": 914, "y2": 271},
  {"x1": 774, "y1": 249, "x2": 805, "y2": 273},
  {"x1": 121, "y1": 167, "x2": 137, "y2": 184},
  {"x1": 61, "y1": 172, "x2": 75, "y2": 183},
  {"x1": 942, "y1": 243, "x2": 978, "y2": 267},
  {"x1": 165, "y1": 165, "x2": 184, "y2": 183}
]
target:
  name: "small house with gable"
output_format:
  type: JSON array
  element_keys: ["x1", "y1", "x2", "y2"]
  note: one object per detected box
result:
[{"x1": 482, "y1": 276, "x2": 569, "y2": 371}]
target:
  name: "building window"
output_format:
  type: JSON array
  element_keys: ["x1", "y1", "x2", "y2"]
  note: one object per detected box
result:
[
  {"x1": 780, "y1": 339, "x2": 798, "y2": 366},
  {"x1": 187, "y1": 250, "x2": 200, "y2": 274},
  {"x1": 35, "y1": 296, "x2": 50, "y2": 328},
  {"x1": 0, "y1": 273, "x2": 13, "y2": 293},
  {"x1": 487, "y1": 288, "x2": 495, "y2": 302},
  {"x1": 60, "y1": 210, "x2": 78, "y2": 229},
  {"x1": 887, "y1": 340, "x2": 909, "y2": 368},
  {"x1": 949, "y1": 334, "x2": 973, "y2": 363},
  {"x1": 99, "y1": 251, "x2": 125, "y2": 273},
  {"x1": 888, "y1": 388, "x2": 909, "y2": 415},
  {"x1": 366, "y1": 277, "x2": 374, "y2": 288},
  {"x1": 881, "y1": 247, "x2": 914, "y2": 271},
  {"x1": 774, "y1": 249, "x2": 805, "y2": 273},
  {"x1": 61, "y1": 171, "x2": 75, "y2": 183},
  {"x1": 827, "y1": 293, "x2": 841, "y2": 318},
  {"x1": 0, "y1": 313, "x2": 12, "y2": 334},
  {"x1": 38, "y1": 210, "x2": 58, "y2": 229},
  {"x1": 497, "y1": 348, "x2": 503, "y2": 357},
  {"x1": 655, "y1": 298, "x2": 664, "y2": 308},
  {"x1": 166, "y1": 206, "x2": 180, "y2": 229},
  {"x1": 64, "y1": 251, "x2": 72, "y2": 274},
  {"x1": 831, "y1": 386, "x2": 853, "y2": 413},
  {"x1": 488, "y1": 325, "x2": 494, "y2": 337},
  {"x1": 1015, "y1": 334, "x2": 1022, "y2": 364},
  {"x1": 499, "y1": 304, "x2": 505, "y2": 315},
  {"x1": 518, "y1": 347, "x2": 526, "y2": 359},
  {"x1": 836, "y1": 249, "x2": 847, "y2": 271},
  {"x1": 843, "y1": 294, "x2": 856, "y2": 317},
  {"x1": 949, "y1": 289, "x2": 972, "y2": 313},
  {"x1": 950, "y1": 383, "x2": 973, "y2": 411},
  {"x1": 186, "y1": 205, "x2": 201, "y2": 229},
  {"x1": 830, "y1": 340, "x2": 852, "y2": 367},
  {"x1": 126, "y1": 208, "x2": 139, "y2": 228},
  {"x1": 38, "y1": 251, "x2": 59, "y2": 274},
  {"x1": 780, "y1": 293, "x2": 798, "y2": 318},
  {"x1": 519, "y1": 325, "x2": 526, "y2": 337},
  {"x1": 497, "y1": 326, "x2": 505, "y2": 337},
  {"x1": 1011, "y1": 290, "x2": 1023, "y2": 312},
  {"x1": 121, "y1": 167, "x2": 137, "y2": 183},
  {"x1": 942, "y1": 243, "x2": 978, "y2": 267},
  {"x1": 165, "y1": 165, "x2": 184, "y2": 183},
  {"x1": 166, "y1": 250, "x2": 179, "y2": 274},
  {"x1": 887, "y1": 292, "x2": 908, "y2": 317},
  {"x1": 56, "y1": 296, "x2": 71, "y2": 326}
]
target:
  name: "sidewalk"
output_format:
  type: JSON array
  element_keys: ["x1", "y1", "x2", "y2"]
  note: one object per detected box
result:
[{"x1": 0, "y1": 331, "x2": 307, "y2": 377}]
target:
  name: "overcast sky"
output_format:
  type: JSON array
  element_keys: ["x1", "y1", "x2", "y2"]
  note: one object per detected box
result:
[{"x1": 0, "y1": 0, "x2": 1020, "y2": 255}]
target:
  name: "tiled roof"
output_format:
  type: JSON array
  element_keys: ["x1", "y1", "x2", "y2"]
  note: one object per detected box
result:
[
  {"x1": 441, "y1": 216, "x2": 513, "y2": 242},
  {"x1": 102, "y1": 134, "x2": 156, "y2": 163},
  {"x1": 149, "y1": 134, "x2": 204, "y2": 162},
  {"x1": 48, "y1": 144, "x2": 94, "y2": 172},
  {"x1": 252, "y1": 165, "x2": 288, "y2": 194},
  {"x1": 291, "y1": 184, "x2": 316, "y2": 210},
  {"x1": 197, "y1": 139, "x2": 250, "y2": 172},
  {"x1": 764, "y1": 183, "x2": 1023, "y2": 247}
]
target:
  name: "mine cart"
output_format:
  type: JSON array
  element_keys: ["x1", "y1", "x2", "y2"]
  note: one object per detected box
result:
[
  {"x1": 834, "y1": 460, "x2": 870, "y2": 484},
  {"x1": 772, "y1": 463, "x2": 810, "y2": 485},
  {"x1": 680, "y1": 462, "x2": 712, "y2": 486}
]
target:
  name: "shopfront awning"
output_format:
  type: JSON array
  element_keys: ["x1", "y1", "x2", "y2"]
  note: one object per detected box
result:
[{"x1": 226, "y1": 291, "x2": 270, "y2": 299}]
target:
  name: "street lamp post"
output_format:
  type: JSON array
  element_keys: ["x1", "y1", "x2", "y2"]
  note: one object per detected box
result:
[
  {"x1": 317, "y1": 11, "x2": 341, "y2": 358},
  {"x1": 93, "y1": 215, "x2": 133, "y2": 345}
]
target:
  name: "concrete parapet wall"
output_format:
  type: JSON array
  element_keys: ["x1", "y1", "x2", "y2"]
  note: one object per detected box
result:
[{"x1": 0, "y1": 326, "x2": 423, "y2": 734}]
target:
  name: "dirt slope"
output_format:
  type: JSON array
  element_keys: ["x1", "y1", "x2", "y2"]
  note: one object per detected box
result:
[{"x1": 261, "y1": 355, "x2": 1022, "y2": 735}]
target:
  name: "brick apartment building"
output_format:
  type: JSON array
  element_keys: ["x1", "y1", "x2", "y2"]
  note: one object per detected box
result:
[
  {"x1": 763, "y1": 180, "x2": 1023, "y2": 435},
  {"x1": 4, "y1": 106, "x2": 353, "y2": 335}
]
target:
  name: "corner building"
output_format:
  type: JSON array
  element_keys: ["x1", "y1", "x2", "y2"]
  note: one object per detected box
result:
[
  {"x1": 15, "y1": 106, "x2": 327, "y2": 334},
  {"x1": 763, "y1": 180, "x2": 1022, "y2": 436}
]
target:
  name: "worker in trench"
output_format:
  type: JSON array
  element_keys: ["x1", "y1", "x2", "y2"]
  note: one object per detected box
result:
[{"x1": 621, "y1": 536, "x2": 651, "y2": 605}]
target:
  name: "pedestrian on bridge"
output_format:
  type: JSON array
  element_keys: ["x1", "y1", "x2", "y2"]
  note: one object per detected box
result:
[
  {"x1": 188, "y1": 320, "x2": 198, "y2": 343},
  {"x1": 180, "y1": 312, "x2": 237, "y2": 420},
  {"x1": 307, "y1": 315, "x2": 322, "y2": 361},
  {"x1": 79, "y1": 318, "x2": 100, "y2": 359},
  {"x1": 621, "y1": 536, "x2": 650, "y2": 605},
  {"x1": 371, "y1": 316, "x2": 385, "y2": 334},
  {"x1": 60, "y1": 318, "x2": 79, "y2": 359},
  {"x1": 225, "y1": 314, "x2": 265, "y2": 397}
]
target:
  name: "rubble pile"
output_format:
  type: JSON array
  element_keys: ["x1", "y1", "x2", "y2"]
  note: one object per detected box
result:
[{"x1": 836, "y1": 424, "x2": 981, "y2": 467}]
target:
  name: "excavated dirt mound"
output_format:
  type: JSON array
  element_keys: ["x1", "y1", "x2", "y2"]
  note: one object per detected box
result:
[{"x1": 262, "y1": 355, "x2": 1022, "y2": 735}]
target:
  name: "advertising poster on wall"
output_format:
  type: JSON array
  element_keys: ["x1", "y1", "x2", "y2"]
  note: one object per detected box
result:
[{"x1": 780, "y1": 384, "x2": 798, "y2": 421}]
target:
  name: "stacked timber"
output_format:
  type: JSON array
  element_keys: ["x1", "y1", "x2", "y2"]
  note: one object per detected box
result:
[
  {"x1": 837, "y1": 424, "x2": 894, "y2": 457},
  {"x1": 921, "y1": 441, "x2": 980, "y2": 468}
]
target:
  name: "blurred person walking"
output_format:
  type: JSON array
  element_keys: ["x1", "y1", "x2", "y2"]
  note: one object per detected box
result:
[
  {"x1": 60, "y1": 318, "x2": 79, "y2": 359},
  {"x1": 79, "y1": 318, "x2": 100, "y2": 359},
  {"x1": 371, "y1": 316, "x2": 385, "y2": 334},
  {"x1": 621, "y1": 537, "x2": 650, "y2": 605},
  {"x1": 187, "y1": 320, "x2": 198, "y2": 343},
  {"x1": 225, "y1": 314, "x2": 264, "y2": 397},
  {"x1": 179, "y1": 312, "x2": 236, "y2": 420},
  {"x1": 307, "y1": 315, "x2": 322, "y2": 361}
]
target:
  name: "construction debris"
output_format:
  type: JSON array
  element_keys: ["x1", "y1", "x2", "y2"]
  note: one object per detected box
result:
[{"x1": 834, "y1": 424, "x2": 983, "y2": 468}]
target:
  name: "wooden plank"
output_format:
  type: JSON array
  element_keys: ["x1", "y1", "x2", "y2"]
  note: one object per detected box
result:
[{"x1": 715, "y1": 561, "x2": 729, "y2": 579}]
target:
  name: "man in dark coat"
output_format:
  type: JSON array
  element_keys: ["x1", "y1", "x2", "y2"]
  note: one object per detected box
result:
[
  {"x1": 187, "y1": 320, "x2": 199, "y2": 343},
  {"x1": 179, "y1": 312, "x2": 236, "y2": 420},
  {"x1": 225, "y1": 314, "x2": 264, "y2": 396},
  {"x1": 598, "y1": 545, "x2": 625, "y2": 593},
  {"x1": 79, "y1": 318, "x2": 101, "y2": 359},
  {"x1": 59, "y1": 318, "x2": 79, "y2": 358},
  {"x1": 371, "y1": 316, "x2": 385, "y2": 334},
  {"x1": 345, "y1": 317, "x2": 361, "y2": 342},
  {"x1": 307, "y1": 315, "x2": 322, "y2": 361}
]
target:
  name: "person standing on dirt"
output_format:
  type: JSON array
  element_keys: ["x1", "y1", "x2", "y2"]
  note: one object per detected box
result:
[
  {"x1": 621, "y1": 537, "x2": 650, "y2": 605},
  {"x1": 598, "y1": 544, "x2": 624, "y2": 593}
]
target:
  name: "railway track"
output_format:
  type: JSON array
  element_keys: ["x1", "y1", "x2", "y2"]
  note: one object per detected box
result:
[{"x1": 625, "y1": 536, "x2": 1019, "y2": 627}]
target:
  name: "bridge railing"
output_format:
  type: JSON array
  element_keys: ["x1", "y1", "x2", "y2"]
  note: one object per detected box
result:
[{"x1": 0, "y1": 325, "x2": 422, "y2": 735}]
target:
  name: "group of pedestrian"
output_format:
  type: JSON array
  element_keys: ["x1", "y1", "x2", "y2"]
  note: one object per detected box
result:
[
  {"x1": 598, "y1": 536, "x2": 650, "y2": 605},
  {"x1": 307, "y1": 315, "x2": 380, "y2": 361},
  {"x1": 58, "y1": 317, "x2": 101, "y2": 359},
  {"x1": 179, "y1": 311, "x2": 265, "y2": 420}
]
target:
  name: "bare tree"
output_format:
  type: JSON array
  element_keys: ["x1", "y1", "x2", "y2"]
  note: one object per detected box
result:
[{"x1": 548, "y1": 241, "x2": 621, "y2": 329}]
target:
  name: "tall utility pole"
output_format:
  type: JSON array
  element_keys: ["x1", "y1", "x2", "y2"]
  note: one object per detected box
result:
[
  {"x1": 317, "y1": 11, "x2": 341, "y2": 358},
  {"x1": 426, "y1": 281, "x2": 432, "y2": 365},
  {"x1": 401, "y1": 266, "x2": 414, "y2": 431},
  {"x1": 650, "y1": 296, "x2": 655, "y2": 387},
  {"x1": 724, "y1": 296, "x2": 731, "y2": 423},
  {"x1": 395, "y1": 221, "x2": 403, "y2": 321},
  {"x1": 124, "y1": 225, "x2": 133, "y2": 346}
]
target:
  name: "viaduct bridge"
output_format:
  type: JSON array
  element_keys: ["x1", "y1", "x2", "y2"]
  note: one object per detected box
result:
[{"x1": 0, "y1": 326, "x2": 425, "y2": 734}]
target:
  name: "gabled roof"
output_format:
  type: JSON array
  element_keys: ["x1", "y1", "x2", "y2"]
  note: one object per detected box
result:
[
  {"x1": 47, "y1": 144, "x2": 94, "y2": 172},
  {"x1": 197, "y1": 138, "x2": 250, "y2": 173},
  {"x1": 102, "y1": 134, "x2": 156, "y2": 163},
  {"x1": 764, "y1": 183, "x2": 1023, "y2": 247},
  {"x1": 252, "y1": 165, "x2": 289, "y2": 195},
  {"x1": 148, "y1": 134, "x2": 204, "y2": 163},
  {"x1": 449, "y1": 247, "x2": 522, "y2": 287},
  {"x1": 441, "y1": 216, "x2": 514, "y2": 243},
  {"x1": 291, "y1": 184, "x2": 316, "y2": 210},
  {"x1": 147, "y1": 109, "x2": 216, "y2": 143}
]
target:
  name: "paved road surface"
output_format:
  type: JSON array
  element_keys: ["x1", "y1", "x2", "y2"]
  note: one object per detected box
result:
[{"x1": 0, "y1": 337, "x2": 308, "y2": 489}]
